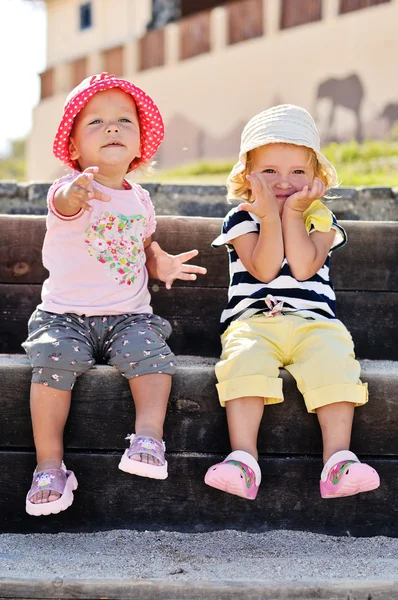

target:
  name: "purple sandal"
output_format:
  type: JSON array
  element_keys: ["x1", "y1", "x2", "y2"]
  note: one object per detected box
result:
[
  {"x1": 26, "y1": 463, "x2": 78, "y2": 516},
  {"x1": 118, "y1": 434, "x2": 168, "y2": 480}
]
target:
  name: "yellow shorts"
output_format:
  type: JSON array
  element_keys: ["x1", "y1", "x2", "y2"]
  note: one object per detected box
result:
[{"x1": 215, "y1": 315, "x2": 368, "y2": 413}]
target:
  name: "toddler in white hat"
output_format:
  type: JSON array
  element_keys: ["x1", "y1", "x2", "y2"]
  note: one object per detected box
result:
[{"x1": 205, "y1": 104, "x2": 380, "y2": 501}]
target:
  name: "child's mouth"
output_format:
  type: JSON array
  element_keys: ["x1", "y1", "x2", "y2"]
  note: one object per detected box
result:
[{"x1": 103, "y1": 142, "x2": 123, "y2": 147}]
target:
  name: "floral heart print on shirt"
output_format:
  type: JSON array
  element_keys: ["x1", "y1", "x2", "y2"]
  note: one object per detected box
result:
[{"x1": 85, "y1": 211, "x2": 148, "y2": 285}]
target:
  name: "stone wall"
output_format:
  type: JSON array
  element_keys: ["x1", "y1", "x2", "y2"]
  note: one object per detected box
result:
[{"x1": 0, "y1": 181, "x2": 397, "y2": 220}]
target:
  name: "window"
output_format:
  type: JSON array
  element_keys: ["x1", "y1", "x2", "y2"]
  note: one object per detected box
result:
[
  {"x1": 339, "y1": 0, "x2": 390, "y2": 14},
  {"x1": 139, "y1": 29, "x2": 165, "y2": 71},
  {"x1": 79, "y1": 2, "x2": 92, "y2": 30},
  {"x1": 71, "y1": 57, "x2": 88, "y2": 88},
  {"x1": 40, "y1": 69, "x2": 54, "y2": 100},
  {"x1": 180, "y1": 0, "x2": 239, "y2": 17},
  {"x1": 102, "y1": 46, "x2": 124, "y2": 77},
  {"x1": 179, "y1": 11, "x2": 211, "y2": 60},
  {"x1": 227, "y1": 0, "x2": 264, "y2": 46},
  {"x1": 280, "y1": 0, "x2": 322, "y2": 29}
]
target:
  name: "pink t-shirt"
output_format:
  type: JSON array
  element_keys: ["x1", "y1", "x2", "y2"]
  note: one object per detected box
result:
[{"x1": 39, "y1": 173, "x2": 156, "y2": 316}]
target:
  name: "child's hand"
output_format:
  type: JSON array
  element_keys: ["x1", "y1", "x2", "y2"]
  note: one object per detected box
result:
[
  {"x1": 149, "y1": 242, "x2": 207, "y2": 290},
  {"x1": 62, "y1": 167, "x2": 111, "y2": 212},
  {"x1": 284, "y1": 178, "x2": 326, "y2": 214},
  {"x1": 238, "y1": 172, "x2": 280, "y2": 220}
]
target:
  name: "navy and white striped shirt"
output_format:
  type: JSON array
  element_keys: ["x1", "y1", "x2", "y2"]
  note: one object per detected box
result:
[{"x1": 212, "y1": 204, "x2": 347, "y2": 335}]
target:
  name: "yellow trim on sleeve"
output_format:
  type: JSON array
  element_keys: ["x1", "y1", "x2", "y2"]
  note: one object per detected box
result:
[{"x1": 303, "y1": 200, "x2": 333, "y2": 233}]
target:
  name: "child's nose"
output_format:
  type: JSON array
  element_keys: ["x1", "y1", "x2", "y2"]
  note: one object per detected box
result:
[
  {"x1": 106, "y1": 123, "x2": 119, "y2": 133},
  {"x1": 275, "y1": 177, "x2": 290, "y2": 189}
]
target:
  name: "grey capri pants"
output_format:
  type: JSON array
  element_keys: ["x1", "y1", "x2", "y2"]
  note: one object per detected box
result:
[{"x1": 22, "y1": 309, "x2": 176, "y2": 391}]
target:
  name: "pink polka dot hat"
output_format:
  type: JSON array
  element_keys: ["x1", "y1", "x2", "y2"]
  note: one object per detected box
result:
[{"x1": 53, "y1": 72, "x2": 164, "y2": 172}]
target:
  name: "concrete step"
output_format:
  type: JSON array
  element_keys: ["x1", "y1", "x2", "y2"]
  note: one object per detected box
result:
[
  {"x1": 0, "y1": 530, "x2": 398, "y2": 600},
  {"x1": 1, "y1": 528, "x2": 398, "y2": 598}
]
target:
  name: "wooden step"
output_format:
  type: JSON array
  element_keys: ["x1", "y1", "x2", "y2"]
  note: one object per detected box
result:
[
  {"x1": 1, "y1": 216, "x2": 398, "y2": 358},
  {"x1": 1, "y1": 355, "x2": 397, "y2": 456},
  {"x1": 0, "y1": 451, "x2": 393, "y2": 536},
  {"x1": 1, "y1": 284, "x2": 398, "y2": 359}
]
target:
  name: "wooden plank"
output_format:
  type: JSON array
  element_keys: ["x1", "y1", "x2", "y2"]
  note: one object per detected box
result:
[
  {"x1": 1, "y1": 284, "x2": 397, "y2": 359},
  {"x1": 1, "y1": 356, "x2": 397, "y2": 456},
  {"x1": 331, "y1": 220, "x2": 398, "y2": 291},
  {"x1": 1, "y1": 580, "x2": 398, "y2": 600},
  {"x1": 0, "y1": 452, "x2": 394, "y2": 536},
  {"x1": 0, "y1": 215, "x2": 398, "y2": 291}
]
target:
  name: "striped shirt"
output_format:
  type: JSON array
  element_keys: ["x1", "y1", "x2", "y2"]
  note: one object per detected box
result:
[{"x1": 212, "y1": 204, "x2": 347, "y2": 335}]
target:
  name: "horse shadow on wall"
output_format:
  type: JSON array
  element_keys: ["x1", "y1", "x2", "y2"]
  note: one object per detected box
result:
[
  {"x1": 379, "y1": 103, "x2": 398, "y2": 134},
  {"x1": 314, "y1": 73, "x2": 365, "y2": 142}
]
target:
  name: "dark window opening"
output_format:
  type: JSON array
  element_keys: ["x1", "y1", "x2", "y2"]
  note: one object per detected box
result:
[
  {"x1": 80, "y1": 2, "x2": 92, "y2": 30},
  {"x1": 339, "y1": 0, "x2": 390, "y2": 14},
  {"x1": 180, "y1": 0, "x2": 240, "y2": 18}
]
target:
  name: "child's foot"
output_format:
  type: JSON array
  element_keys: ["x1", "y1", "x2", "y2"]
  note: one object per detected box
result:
[
  {"x1": 320, "y1": 450, "x2": 380, "y2": 499},
  {"x1": 204, "y1": 450, "x2": 261, "y2": 500},
  {"x1": 118, "y1": 434, "x2": 168, "y2": 479},
  {"x1": 26, "y1": 463, "x2": 78, "y2": 516}
]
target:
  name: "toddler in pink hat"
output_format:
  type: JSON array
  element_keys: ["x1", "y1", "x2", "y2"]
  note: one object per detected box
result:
[{"x1": 23, "y1": 72, "x2": 207, "y2": 516}]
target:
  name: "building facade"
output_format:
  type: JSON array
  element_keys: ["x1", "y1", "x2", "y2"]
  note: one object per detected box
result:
[{"x1": 28, "y1": 0, "x2": 398, "y2": 180}]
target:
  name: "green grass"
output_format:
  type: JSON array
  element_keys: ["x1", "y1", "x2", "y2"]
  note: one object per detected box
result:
[{"x1": 140, "y1": 139, "x2": 398, "y2": 187}]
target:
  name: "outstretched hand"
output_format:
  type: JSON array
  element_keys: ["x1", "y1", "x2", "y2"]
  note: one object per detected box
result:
[
  {"x1": 284, "y1": 178, "x2": 326, "y2": 213},
  {"x1": 63, "y1": 166, "x2": 111, "y2": 212},
  {"x1": 150, "y1": 241, "x2": 207, "y2": 290}
]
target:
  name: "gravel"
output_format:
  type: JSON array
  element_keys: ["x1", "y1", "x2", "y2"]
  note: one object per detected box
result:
[{"x1": 1, "y1": 529, "x2": 397, "y2": 583}]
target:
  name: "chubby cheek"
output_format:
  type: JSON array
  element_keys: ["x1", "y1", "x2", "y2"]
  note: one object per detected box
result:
[{"x1": 295, "y1": 175, "x2": 313, "y2": 191}]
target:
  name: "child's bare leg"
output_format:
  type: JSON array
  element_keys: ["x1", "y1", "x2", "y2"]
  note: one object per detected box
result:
[
  {"x1": 30, "y1": 382, "x2": 72, "y2": 504},
  {"x1": 204, "y1": 396, "x2": 264, "y2": 499},
  {"x1": 226, "y1": 396, "x2": 264, "y2": 460},
  {"x1": 316, "y1": 401, "x2": 354, "y2": 464},
  {"x1": 128, "y1": 373, "x2": 171, "y2": 465},
  {"x1": 317, "y1": 401, "x2": 379, "y2": 498}
]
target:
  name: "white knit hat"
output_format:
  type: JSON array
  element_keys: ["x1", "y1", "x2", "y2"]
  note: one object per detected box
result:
[{"x1": 228, "y1": 104, "x2": 337, "y2": 194}]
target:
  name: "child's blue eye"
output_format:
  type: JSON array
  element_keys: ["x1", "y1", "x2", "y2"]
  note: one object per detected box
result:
[
  {"x1": 89, "y1": 119, "x2": 102, "y2": 125},
  {"x1": 293, "y1": 170, "x2": 305, "y2": 174},
  {"x1": 262, "y1": 169, "x2": 275, "y2": 174},
  {"x1": 119, "y1": 118, "x2": 132, "y2": 123}
]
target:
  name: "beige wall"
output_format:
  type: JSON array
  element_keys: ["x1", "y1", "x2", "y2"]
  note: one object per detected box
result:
[
  {"x1": 28, "y1": 0, "x2": 398, "y2": 180},
  {"x1": 46, "y1": 0, "x2": 151, "y2": 65}
]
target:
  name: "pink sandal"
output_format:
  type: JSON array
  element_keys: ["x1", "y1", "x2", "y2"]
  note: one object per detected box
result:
[
  {"x1": 320, "y1": 450, "x2": 380, "y2": 499},
  {"x1": 118, "y1": 434, "x2": 168, "y2": 480},
  {"x1": 204, "y1": 451, "x2": 261, "y2": 500},
  {"x1": 26, "y1": 463, "x2": 78, "y2": 516}
]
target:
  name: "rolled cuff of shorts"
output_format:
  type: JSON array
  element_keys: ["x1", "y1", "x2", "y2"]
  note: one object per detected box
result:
[
  {"x1": 304, "y1": 382, "x2": 368, "y2": 414},
  {"x1": 31, "y1": 368, "x2": 77, "y2": 391},
  {"x1": 216, "y1": 375, "x2": 284, "y2": 407}
]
